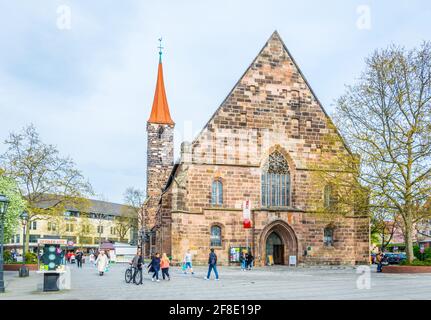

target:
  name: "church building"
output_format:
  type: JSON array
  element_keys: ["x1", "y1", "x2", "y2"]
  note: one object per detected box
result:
[{"x1": 144, "y1": 31, "x2": 370, "y2": 266}]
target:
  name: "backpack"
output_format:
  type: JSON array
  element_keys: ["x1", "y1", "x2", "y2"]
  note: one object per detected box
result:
[{"x1": 210, "y1": 253, "x2": 217, "y2": 265}]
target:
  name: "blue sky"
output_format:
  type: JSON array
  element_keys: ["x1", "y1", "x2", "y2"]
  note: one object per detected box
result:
[{"x1": 1, "y1": 0, "x2": 430, "y2": 203}]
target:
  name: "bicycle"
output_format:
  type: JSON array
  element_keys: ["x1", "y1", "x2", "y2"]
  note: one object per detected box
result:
[
  {"x1": 125, "y1": 262, "x2": 143, "y2": 285},
  {"x1": 125, "y1": 263, "x2": 134, "y2": 283}
]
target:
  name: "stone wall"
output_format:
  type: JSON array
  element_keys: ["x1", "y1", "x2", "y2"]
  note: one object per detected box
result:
[
  {"x1": 146, "y1": 122, "x2": 174, "y2": 228},
  {"x1": 154, "y1": 31, "x2": 370, "y2": 266}
]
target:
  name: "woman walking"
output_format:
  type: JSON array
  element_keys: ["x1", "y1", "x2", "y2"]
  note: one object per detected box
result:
[
  {"x1": 150, "y1": 252, "x2": 161, "y2": 282},
  {"x1": 160, "y1": 253, "x2": 171, "y2": 281},
  {"x1": 95, "y1": 250, "x2": 109, "y2": 276}
]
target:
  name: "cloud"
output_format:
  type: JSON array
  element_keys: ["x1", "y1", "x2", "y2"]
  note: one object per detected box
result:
[{"x1": 1, "y1": 0, "x2": 430, "y2": 203}]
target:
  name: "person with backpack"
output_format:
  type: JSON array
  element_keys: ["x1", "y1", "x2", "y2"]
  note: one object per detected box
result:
[
  {"x1": 205, "y1": 248, "x2": 219, "y2": 280},
  {"x1": 160, "y1": 253, "x2": 171, "y2": 281},
  {"x1": 150, "y1": 252, "x2": 161, "y2": 282}
]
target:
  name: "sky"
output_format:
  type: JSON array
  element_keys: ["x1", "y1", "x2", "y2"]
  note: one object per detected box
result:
[{"x1": 1, "y1": 0, "x2": 430, "y2": 204}]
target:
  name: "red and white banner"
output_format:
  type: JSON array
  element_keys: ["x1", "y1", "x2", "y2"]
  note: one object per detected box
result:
[{"x1": 243, "y1": 200, "x2": 252, "y2": 229}]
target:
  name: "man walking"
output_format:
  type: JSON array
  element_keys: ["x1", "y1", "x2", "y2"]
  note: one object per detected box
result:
[
  {"x1": 205, "y1": 248, "x2": 219, "y2": 281},
  {"x1": 132, "y1": 250, "x2": 143, "y2": 284},
  {"x1": 75, "y1": 250, "x2": 84, "y2": 268}
]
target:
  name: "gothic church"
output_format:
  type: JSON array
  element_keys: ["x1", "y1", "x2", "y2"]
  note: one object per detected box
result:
[{"x1": 144, "y1": 31, "x2": 370, "y2": 266}]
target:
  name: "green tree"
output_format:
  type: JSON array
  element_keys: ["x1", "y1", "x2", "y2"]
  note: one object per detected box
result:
[
  {"x1": 0, "y1": 173, "x2": 26, "y2": 242},
  {"x1": 333, "y1": 42, "x2": 431, "y2": 262},
  {"x1": 0, "y1": 124, "x2": 93, "y2": 249}
]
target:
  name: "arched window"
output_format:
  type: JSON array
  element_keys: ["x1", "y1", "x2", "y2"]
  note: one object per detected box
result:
[
  {"x1": 324, "y1": 227, "x2": 334, "y2": 247},
  {"x1": 324, "y1": 185, "x2": 336, "y2": 209},
  {"x1": 211, "y1": 180, "x2": 223, "y2": 205},
  {"x1": 210, "y1": 225, "x2": 222, "y2": 247},
  {"x1": 261, "y1": 151, "x2": 290, "y2": 207}
]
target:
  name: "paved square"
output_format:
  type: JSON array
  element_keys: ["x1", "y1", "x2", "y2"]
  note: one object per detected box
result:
[{"x1": 1, "y1": 263, "x2": 430, "y2": 300}]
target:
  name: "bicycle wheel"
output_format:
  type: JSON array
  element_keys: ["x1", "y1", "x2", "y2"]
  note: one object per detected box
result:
[
  {"x1": 134, "y1": 269, "x2": 143, "y2": 285},
  {"x1": 125, "y1": 268, "x2": 133, "y2": 283}
]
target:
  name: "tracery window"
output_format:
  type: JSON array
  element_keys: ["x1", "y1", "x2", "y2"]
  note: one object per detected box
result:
[{"x1": 261, "y1": 151, "x2": 290, "y2": 207}]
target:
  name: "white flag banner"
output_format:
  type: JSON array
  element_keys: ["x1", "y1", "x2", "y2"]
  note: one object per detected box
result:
[{"x1": 243, "y1": 200, "x2": 251, "y2": 220}]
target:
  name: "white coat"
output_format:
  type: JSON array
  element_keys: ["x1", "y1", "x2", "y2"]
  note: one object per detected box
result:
[{"x1": 95, "y1": 253, "x2": 109, "y2": 272}]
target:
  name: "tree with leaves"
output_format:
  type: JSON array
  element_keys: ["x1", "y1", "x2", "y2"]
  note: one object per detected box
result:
[
  {"x1": 333, "y1": 42, "x2": 431, "y2": 263},
  {"x1": 0, "y1": 172, "x2": 26, "y2": 243},
  {"x1": 0, "y1": 124, "x2": 93, "y2": 249}
]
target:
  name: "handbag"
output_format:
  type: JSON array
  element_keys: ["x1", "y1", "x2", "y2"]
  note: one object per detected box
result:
[{"x1": 181, "y1": 263, "x2": 187, "y2": 271}]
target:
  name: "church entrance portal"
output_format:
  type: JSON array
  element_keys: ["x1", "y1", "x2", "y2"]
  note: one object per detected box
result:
[
  {"x1": 266, "y1": 232, "x2": 284, "y2": 265},
  {"x1": 260, "y1": 220, "x2": 298, "y2": 266}
]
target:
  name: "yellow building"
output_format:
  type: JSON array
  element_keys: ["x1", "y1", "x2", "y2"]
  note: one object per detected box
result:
[{"x1": 5, "y1": 198, "x2": 137, "y2": 253}]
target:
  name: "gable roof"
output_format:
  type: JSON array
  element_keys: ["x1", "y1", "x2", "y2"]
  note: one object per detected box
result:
[{"x1": 190, "y1": 30, "x2": 352, "y2": 155}]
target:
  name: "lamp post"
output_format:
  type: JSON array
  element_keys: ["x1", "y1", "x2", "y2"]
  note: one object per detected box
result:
[
  {"x1": 0, "y1": 194, "x2": 10, "y2": 293},
  {"x1": 19, "y1": 211, "x2": 29, "y2": 277}
]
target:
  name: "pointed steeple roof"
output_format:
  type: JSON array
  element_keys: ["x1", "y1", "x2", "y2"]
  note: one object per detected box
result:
[{"x1": 148, "y1": 56, "x2": 174, "y2": 125}]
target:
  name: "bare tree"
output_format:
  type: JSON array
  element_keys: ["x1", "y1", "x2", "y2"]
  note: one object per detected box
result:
[
  {"x1": 123, "y1": 187, "x2": 146, "y2": 250},
  {"x1": 0, "y1": 124, "x2": 93, "y2": 248},
  {"x1": 333, "y1": 42, "x2": 431, "y2": 262}
]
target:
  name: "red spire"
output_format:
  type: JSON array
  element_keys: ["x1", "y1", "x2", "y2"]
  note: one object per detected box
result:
[{"x1": 148, "y1": 61, "x2": 174, "y2": 125}]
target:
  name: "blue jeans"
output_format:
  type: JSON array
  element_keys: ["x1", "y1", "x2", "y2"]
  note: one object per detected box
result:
[
  {"x1": 241, "y1": 260, "x2": 246, "y2": 270},
  {"x1": 152, "y1": 268, "x2": 160, "y2": 280},
  {"x1": 207, "y1": 264, "x2": 219, "y2": 279},
  {"x1": 377, "y1": 263, "x2": 382, "y2": 272}
]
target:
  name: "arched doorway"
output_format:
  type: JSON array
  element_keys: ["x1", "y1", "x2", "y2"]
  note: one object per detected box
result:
[
  {"x1": 266, "y1": 232, "x2": 284, "y2": 264},
  {"x1": 260, "y1": 220, "x2": 298, "y2": 265}
]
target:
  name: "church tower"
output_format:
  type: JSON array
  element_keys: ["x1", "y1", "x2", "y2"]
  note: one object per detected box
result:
[{"x1": 146, "y1": 41, "x2": 174, "y2": 229}]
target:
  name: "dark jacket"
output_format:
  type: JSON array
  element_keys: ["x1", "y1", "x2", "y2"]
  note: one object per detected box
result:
[
  {"x1": 247, "y1": 254, "x2": 254, "y2": 263},
  {"x1": 208, "y1": 252, "x2": 217, "y2": 265},
  {"x1": 151, "y1": 257, "x2": 161, "y2": 270}
]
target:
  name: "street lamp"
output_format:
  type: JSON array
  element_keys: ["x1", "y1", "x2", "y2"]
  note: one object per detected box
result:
[
  {"x1": 19, "y1": 211, "x2": 29, "y2": 277},
  {"x1": 0, "y1": 194, "x2": 10, "y2": 293}
]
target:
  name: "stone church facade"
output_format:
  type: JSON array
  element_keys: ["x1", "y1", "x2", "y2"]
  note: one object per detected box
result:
[{"x1": 145, "y1": 31, "x2": 370, "y2": 266}]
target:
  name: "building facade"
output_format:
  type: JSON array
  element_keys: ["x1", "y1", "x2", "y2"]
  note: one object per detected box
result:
[
  {"x1": 5, "y1": 198, "x2": 137, "y2": 253},
  {"x1": 145, "y1": 31, "x2": 370, "y2": 266}
]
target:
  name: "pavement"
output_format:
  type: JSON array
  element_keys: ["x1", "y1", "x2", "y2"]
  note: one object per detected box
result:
[{"x1": 1, "y1": 263, "x2": 431, "y2": 300}]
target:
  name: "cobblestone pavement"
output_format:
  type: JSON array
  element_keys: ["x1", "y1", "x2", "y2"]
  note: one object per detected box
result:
[{"x1": 1, "y1": 263, "x2": 430, "y2": 300}]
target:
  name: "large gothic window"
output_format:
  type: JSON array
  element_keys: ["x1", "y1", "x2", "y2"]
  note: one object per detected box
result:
[{"x1": 261, "y1": 151, "x2": 291, "y2": 207}]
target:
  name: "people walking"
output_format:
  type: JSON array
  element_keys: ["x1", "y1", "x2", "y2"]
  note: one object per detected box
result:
[
  {"x1": 205, "y1": 248, "x2": 219, "y2": 280},
  {"x1": 150, "y1": 252, "x2": 161, "y2": 282},
  {"x1": 246, "y1": 252, "x2": 254, "y2": 270},
  {"x1": 376, "y1": 251, "x2": 384, "y2": 273},
  {"x1": 240, "y1": 252, "x2": 247, "y2": 271},
  {"x1": 183, "y1": 249, "x2": 194, "y2": 275},
  {"x1": 161, "y1": 253, "x2": 171, "y2": 281},
  {"x1": 95, "y1": 250, "x2": 109, "y2": 276},
  {"x1": 75, "y1": 250, "x2": 84, "y2": 268}
]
